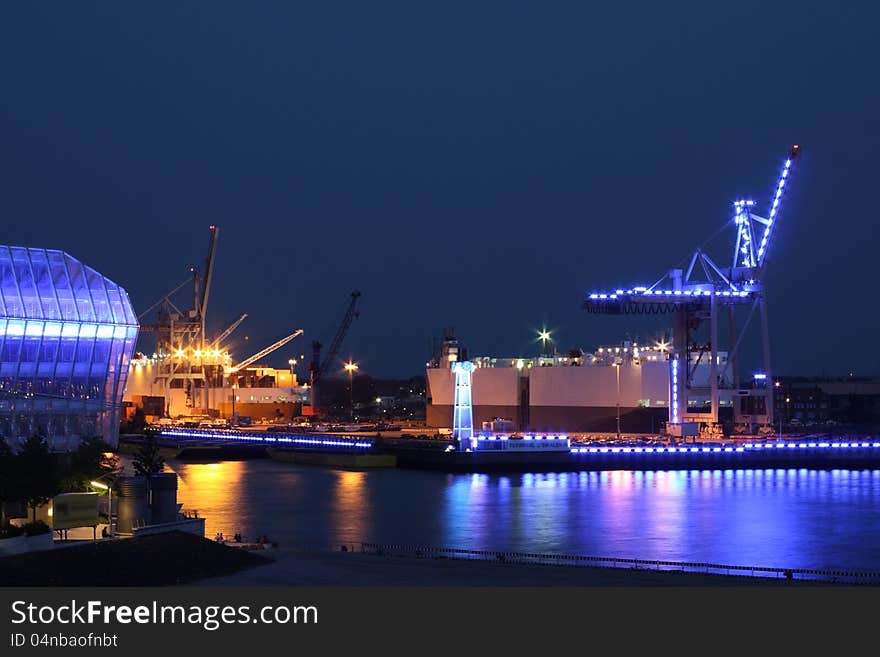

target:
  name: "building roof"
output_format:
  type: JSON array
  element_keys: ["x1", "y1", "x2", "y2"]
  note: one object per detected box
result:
[
  {"x1": 0, "y1": 246, "x2": 137, "y2": 325},
  {"x1": 818, "y1": 382, "x2": 880, "y2": 396}
]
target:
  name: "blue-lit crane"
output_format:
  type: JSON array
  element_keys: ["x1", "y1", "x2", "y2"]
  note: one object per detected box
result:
[{"x1": 584, "y1": 145, "x2": 801, "y2": 437}]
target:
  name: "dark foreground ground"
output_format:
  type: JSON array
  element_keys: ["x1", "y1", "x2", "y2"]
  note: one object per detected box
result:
[
  {"x1": 0, "y1": 532, "x2": 269, "y2": 586},
  {"x1": 199, "y1": 548, "x2": 834, "y2": 587},
  {"x1": 0, "y1": 532, "x2": 849, "y2": 586}
]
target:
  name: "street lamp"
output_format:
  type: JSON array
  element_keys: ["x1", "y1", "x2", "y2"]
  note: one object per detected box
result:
[
  {"x1": 89, "y1": 478, "x2": 113, "y2": 538},
  {"x1": 288, "y1": 358, "x2": 297, "y2": 389},
  {"x1": 612, "y1": 362, "x2": 621, "y2": 439},
  {"x1": 231, "y1": 382, "x2": 238, "y2": 420},
  {"x1": 344, "y1": 361, "x2": 358, "y2": 421},
  {"x1": 783, "y1": 396, "x2": 791, "y2": 436}
]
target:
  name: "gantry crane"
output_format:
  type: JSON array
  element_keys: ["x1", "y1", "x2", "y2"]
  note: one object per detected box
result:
[
  {"x1": 308, "y1": 290, "x2": 362, "y2": 416},
  {"x1": 584, "y1": 145, "x2": 801, "y2": 436}
]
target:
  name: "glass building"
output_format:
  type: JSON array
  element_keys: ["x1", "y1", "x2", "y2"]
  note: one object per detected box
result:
[{"x1": 0, "y1": 246, "x2": 138, "y2": 446}]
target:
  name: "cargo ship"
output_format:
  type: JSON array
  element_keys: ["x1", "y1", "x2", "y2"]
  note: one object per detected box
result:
[{"x1": 425, "y1": 330, "x2": 729, "y2": 435}]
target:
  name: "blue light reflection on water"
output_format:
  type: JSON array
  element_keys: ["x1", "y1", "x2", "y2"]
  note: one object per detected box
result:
[{"x1": 170, "y1": 460, "x2": 880, "y2": 572}]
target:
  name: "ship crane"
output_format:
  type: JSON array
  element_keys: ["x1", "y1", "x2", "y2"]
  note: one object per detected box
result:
[
  {"x1": 309, "y1": 290, "x2": 362, "y2": 415},
  {"x1": 227, "y1": 329, "x2": 304, "y2": 374},
  {"x1": 583, "y1": 145, "x2": 801, "y2": 437},
  {"x1": 137, "y1": 225, "x2": 221, "y2": 413},
  {"x1": 209, "y1": 313, "x2": 248, "y2": 351}
]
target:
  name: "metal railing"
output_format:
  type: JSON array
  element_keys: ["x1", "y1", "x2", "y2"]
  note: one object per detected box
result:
[{"x1": 358, "y1": 542, "x2": 880, "y2": 583}]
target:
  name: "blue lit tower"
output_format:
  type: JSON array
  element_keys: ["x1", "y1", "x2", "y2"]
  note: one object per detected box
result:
[
  {"x1": 0, "y1": 247, "x2": 139, "y2": 446},
  {"x1": 452, "y1": 361, "x2": 475, "y2": 450},
  {"x1": 584, "y1": 145, "x2": 801, "y2": 436}
]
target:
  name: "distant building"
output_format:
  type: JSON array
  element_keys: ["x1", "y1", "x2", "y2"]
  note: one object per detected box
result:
[
  {"x1": 0, "y1": 246, "x2": 138, "y2": 447},
  {"x1": 774, "y1": 377, "x2": 880, "y2": 427}
]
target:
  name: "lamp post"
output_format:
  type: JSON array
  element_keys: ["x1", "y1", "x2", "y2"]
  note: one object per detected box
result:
[
  {"x1": 89, "y1": 479, "x2": 113, "y2": 538},
  {"x1": 613, "y1": 362, "x2": 621, "y2": 439},
  {"x1": 288, "y1": 358, "x2": 297, "y2": 393},
  {"x1": 231, "y1": 382, "x2": 237, "y2": 420},
  {"x1": 783, "y1": 396, "x2": 791, "y2": 437},
  {"x1": 344, "y1": 361, "x2": 358, "y2": 421}
]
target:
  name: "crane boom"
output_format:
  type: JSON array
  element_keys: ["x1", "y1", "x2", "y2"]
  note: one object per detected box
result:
[
  {"x1": 308, "y1": 291, "x2": 362, "y2": 416},
  {"x1": 199, "y1": 225, "x2": 219, "y2": 345},
  {"x1": 318, "y1": 290, "x2": 361, "y2": 377},
  {"x1": 756, "y1": 144, "x2": 800, "y2": 268},
  {"x1": 210, "y1": 313, "x2": 248, "y2": 349},
  {"x1": 228, "y1": 329, "x2": 304, "y2": 373}
]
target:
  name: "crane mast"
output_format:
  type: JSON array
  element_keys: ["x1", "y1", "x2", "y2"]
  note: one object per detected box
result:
[{"x1": 308, "y1": 290, "x2": 362, "y2": 416}]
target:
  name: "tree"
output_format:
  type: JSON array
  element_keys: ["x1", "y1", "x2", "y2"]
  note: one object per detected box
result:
[
  {"x1": 133, "y1": 434, "x2": 165, "y2": 477},
  {"x1": 0, "y1": 438, "x2": 17, "y2": 526},
  {"x1": 16, "y1": 434, "x2": 59, "y2": 522},
  {"x1": 60, "y1": 435, "x2": 119, "y2": 491}
]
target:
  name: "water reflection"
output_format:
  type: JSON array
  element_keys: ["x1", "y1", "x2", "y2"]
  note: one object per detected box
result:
[
  {"x1": 169, "y1": 460, "x2": 880, "y2": 571},
  {"x1": 330, "y1": 470, "x2": 369, "y2": 541}
]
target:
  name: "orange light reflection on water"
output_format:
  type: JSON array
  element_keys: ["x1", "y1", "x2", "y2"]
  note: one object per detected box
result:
[
  {"x1": 173, "y1": 461, "x2": 245, "y2": 539},
  {"x1": 330, "y1": 469, "x2": 368, "y2": 543}
]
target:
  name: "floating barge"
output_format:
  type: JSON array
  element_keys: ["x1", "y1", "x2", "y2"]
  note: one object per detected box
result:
[{"x1": 139, "y1": 429, "x2": 880, "y2": 473}]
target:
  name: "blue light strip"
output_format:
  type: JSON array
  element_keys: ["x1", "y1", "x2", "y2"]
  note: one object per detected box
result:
[
  {"x1": 757, "y1": 156, "x2": 794, "y2": 264},
  {"x1": 587, "y1": 289, "x2": 752, "y2": 301},
  {"x1": 476, "y1": 434, "x2": 569, "y2": 441},
  {"x1": 570, "y1": 441, "x2": 880, "y2": 454},
  {"x1": 160, "y1": 428, "x2": 373, "y2": 449},
  {"x1": 0, "y1": 319, "x2": 135, "y2": 338},
  {"x1": 734, "y1": 199, "x2": 756, "y2": 268},
  {"x1": 670, "y1": 358, "x2": 680, "y2": 424}
]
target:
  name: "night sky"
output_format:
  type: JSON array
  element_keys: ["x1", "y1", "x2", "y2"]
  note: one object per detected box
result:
[{"x1": 2, "y1": 3, "x2": 878, "y2": 379}]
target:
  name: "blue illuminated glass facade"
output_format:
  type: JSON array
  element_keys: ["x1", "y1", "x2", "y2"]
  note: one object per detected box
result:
[{"x1": 0, "y1": 246, "x2": 138, "y2": 445}]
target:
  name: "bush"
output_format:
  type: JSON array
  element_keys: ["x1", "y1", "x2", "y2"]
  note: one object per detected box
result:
[
  {"x1": 0, "y1": 524, "x2": 24, "y2": 540},
  {"x1": 20, "y1": 520, "x2": 51, "y2": 536}
]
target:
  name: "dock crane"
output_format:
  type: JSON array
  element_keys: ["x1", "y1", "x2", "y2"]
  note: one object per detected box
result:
[
  {"x1": 138, "y1": 225, "x2": 221, "y2": 412},
  {"x1": 584, "y1": 145, "x2": 801, "y2": 437},
  {"x1": 227, "y1": 329, "x2": 305, "y2": 374},
  {"x1": 308, "y1": 290, "x2": 362, "y2": 416},
  {"x1": 209, "y1": 313, "x2": 248, "y2": 351}
]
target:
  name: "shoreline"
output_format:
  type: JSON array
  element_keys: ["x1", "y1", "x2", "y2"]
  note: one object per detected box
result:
[
  {"x1": 196, "y1": 547, "x2": 848, "y2": 587},
  {"x1": 3, "y1": 532, "x2": 871, "y2": 587}
]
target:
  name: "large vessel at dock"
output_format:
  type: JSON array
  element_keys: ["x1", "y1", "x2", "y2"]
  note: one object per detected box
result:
[{"x1": 425, "y1": 330, "x2": 726, "y2": 435}]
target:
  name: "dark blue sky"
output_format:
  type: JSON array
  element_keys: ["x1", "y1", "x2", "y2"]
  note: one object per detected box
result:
[{"x1": 2, "y1": 2, "x2": 878, "y2": 378}]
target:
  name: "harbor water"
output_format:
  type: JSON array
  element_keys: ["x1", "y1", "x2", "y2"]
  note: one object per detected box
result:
[{"x1": 171, "y1": 459, "x2": 880, "y2": 572}]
